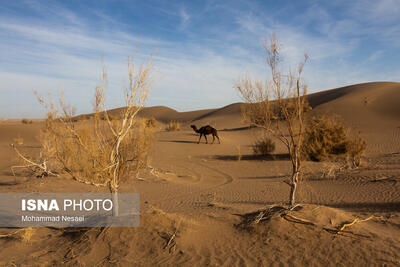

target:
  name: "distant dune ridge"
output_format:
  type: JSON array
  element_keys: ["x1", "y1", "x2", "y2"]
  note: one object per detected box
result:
[{"x1": 73, "y1": 81, "x2": 400, "y2": 130}]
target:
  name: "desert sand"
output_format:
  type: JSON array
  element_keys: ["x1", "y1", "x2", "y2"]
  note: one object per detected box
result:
[{"x1": 0, "y1": 82, "x2": 399, "y2": 266}]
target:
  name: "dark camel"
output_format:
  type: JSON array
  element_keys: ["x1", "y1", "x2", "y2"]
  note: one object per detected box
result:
[{"x1": 190, "y1": 125, "x2": 220, "y2": 144}]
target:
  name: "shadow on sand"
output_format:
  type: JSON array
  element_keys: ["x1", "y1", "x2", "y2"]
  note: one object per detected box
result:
[
  {"x1": 225, "y1": 200, "x2": 400, "y2": 213},
  {"x1": 0, "y1": 181, "x2": 19, "y2": 186},
  {"x1": 220, "y1": 126, "x2": 257, "y2": 132},
  {"x1": 238, "y1": 175, "x2": 288, "y2": 180},
  {"x1": 213, "y1": 153, "x2": 290, "y2": 161},
  {"x1": 159, "y1": 140, "x2": 199, "y2": 144},
  {"x1": 326, "y1": 202, "x2": 400, "y2": 212}
]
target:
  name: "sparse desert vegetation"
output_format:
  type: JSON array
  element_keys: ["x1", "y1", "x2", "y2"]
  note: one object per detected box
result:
[
  {"x1": 21, "y1": 119, "x2": 33, "y2": 124},
  {"x1": 237, "y1": 35, "x2": 308, "y2": 206},
  {"x1": 252, "y1": 135, "x2": 275, "y2": 156},
  {"x1": 11, "y1": 57, "x2": 154, "y2": 213},
  {"x1": 2, "y1": 81, "x2": 400, "y2": 266},
  {"x1": 303, "y1": 115, "x2": 367, "y2": 167},
  {"x1": 1, "y1": 0, "x2": 400, "y2": 264},
  {"x1": 1, "y1": 37, "x2": 399, "y2": 266},
  {"x1": 12, "y1": 136, "x2": 24, "y2": 145},
  {"x1": 165, "y1": 121, "x2": 181, "y2": 131},
  {"x1": 145, "y1": 117, "x2": 157, "y2": 128}
]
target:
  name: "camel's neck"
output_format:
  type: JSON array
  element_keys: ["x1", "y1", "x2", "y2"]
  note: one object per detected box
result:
[{"x1": 192, "y1": 127, "x2": 199, "y2": 133}]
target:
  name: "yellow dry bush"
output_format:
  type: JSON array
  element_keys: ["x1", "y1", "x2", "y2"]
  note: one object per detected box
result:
[
  {"x1": 22, "y1": 55, "x2": 154, "y2": 194},
  {"x1": 22, "y1": 227, "x2": 35, "y2": 244},
  {"x1": 165, "y1": 121, "x2": 180, "y2": 131},
  {"x1": 39, "y1": 108, "x2": 154, "y2": 185},
  {"x1": 303, "y1": 116, "x2": 366, "y2": 166},
  {"x1": 12, "y1": 136, "x2": 24, "y2": 145},
  {"x1": 12, "y1": 55, "x2": 154, "y2": 217},
  {"x1": 21, "y1": 119, "x2": 33, "y2": 124},
  {"x1": 145, "y1": 117, "x2": 156, "y2": 128}
]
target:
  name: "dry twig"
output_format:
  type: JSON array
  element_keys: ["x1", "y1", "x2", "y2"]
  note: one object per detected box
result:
[{"x1": 11, "y1": 144, "x2": 58, "y2": 177}]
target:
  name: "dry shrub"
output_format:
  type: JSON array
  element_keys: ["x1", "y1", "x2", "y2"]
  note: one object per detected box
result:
[
  {"x1": 303, "y1": 116, "x2": 366, "y2": 167},
  {"x1": 346, "y1": 134, "x2": 367, "y2": 167},
  {"x1": 252, "y1": 136, "x2": 275, "y2": 156},
  {"x1": 21, "y1": 119, "x2": 33, "y2": 124},
  {"x1": 12, "y1": 136, "x2": 24, "y2": 145},
  {"x1": 236, "y1": 34, "x2": 308, "y2": 207},
  {"x1": 235, "y1": 145, "x2": 242, "y2": 161},
  {"x1": 101, "y1": 113, "x2": 117, "y2": 121},
  {"x1": 121, "y1": 119, "x2": 154, "y2": 175},
  {"x1": 165, "y1": 121, "x2": 180, "y2": 131},
  {"x1": 37, "y1": 76, "x2": 153, "y2": 187},
  {"x1": 13, "y1": 55, "x2": 154, "y2": 213},
  {"x1": 145, "y1": 117, "x2": 156, "y2": 128},
  {"x1": 22, "y1": 227, "x2": 35, "y2": 244},
  {"x1": 72, "y1": 114, "x2": 90, "y2": 122}
]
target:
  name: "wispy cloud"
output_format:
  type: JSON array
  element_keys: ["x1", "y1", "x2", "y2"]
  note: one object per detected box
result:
[{"x1": 179, "y1": 7, "x2": 190, "y2": 30}]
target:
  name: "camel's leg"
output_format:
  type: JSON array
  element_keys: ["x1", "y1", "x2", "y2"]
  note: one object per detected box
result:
[
  {"x1": 216, "y1": 134, "x2": 221, "y2": 144},
  {"x1": 212, "y1": 134, "x2": 215, "y2": 144},
  {"x1": 204, "y1": 135, "x2": 208, "y2": 144},
  {"x1": 198, "y1": 134, "x2": 202, "y2": 144}
]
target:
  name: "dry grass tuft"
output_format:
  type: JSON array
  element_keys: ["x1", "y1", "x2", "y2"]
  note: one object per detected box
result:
[
  {"x1": 12, "y1": 136, "x2": 24, "y2": 145},
  {"x1": 303, "y1": 116, "x2": 366, "y2": 167},
  {"x1": 145, "y1": 117, "x2": 156, "y2": 128},
  {"x1": 22, "y1": 227, "x2": 35, "y2": 244},
  {"x1": 235, "y1": 145, "x2": 242, "y2": 161},
  {"x1": 21, "y1": 119, "x2": 33, "y2": 124},
  {"x1": 165, "y1": 121, "x2": 180, "y2": 131},
  {"x1": 101, "y1": 113, "x2": 117, "y2": 121},
  {"x1": 252, "y1": 136, "x2": 275, "y2": 156},
  {"x1": 0, "y1": 227, "x2": 35, "y2": 243}
]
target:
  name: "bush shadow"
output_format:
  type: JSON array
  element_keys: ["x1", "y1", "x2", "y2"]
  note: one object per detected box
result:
[
  {"x1": 325, "y1": 202, "x2": 400, "y2": 213},
  {"x1": 213, "y1": 153, "x2": 290, "y2": 161}
]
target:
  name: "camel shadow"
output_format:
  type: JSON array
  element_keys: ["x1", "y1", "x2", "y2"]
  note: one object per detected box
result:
[
  {"x1": 160, "y1": 140, "x2": 199, "y2": 144},
  {"x1": 0, "y1": 181, "x2": 19, "y2": 186},
  {"x1": 213, "y1": 153, "x2": 290, "y2": 161}
]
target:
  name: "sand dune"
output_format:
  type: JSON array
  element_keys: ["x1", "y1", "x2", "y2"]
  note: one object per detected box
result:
[
  {"x1": 151, "y1": 82, "x2": 400, "y2": 132},
  {"x1": 74, "y1": 82, "x2": 400, "y2": 132},
  {"x1": 1, "y1": 82, "x2": 400, "y2": 266}
]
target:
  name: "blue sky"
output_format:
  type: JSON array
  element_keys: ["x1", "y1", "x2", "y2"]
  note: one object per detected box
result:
[{"x1": 1, "y1": 0, "x2": 399, "y2": 118}]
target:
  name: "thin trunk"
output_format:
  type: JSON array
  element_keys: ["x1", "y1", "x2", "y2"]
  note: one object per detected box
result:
[
  {"x1": 289, "y1": 153, "x2": 300, "y2": 207},
  {"x1": 111, "y1": 186, "x2": 119, "y2": 217},
  {"x1": 289, "y1": 171, "x2": 298, "y2": 207}
]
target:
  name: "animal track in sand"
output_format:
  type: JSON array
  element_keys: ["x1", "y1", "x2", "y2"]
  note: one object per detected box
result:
[{"x1": 195, "y1": 162, "x2": 234, "y2": 186}]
